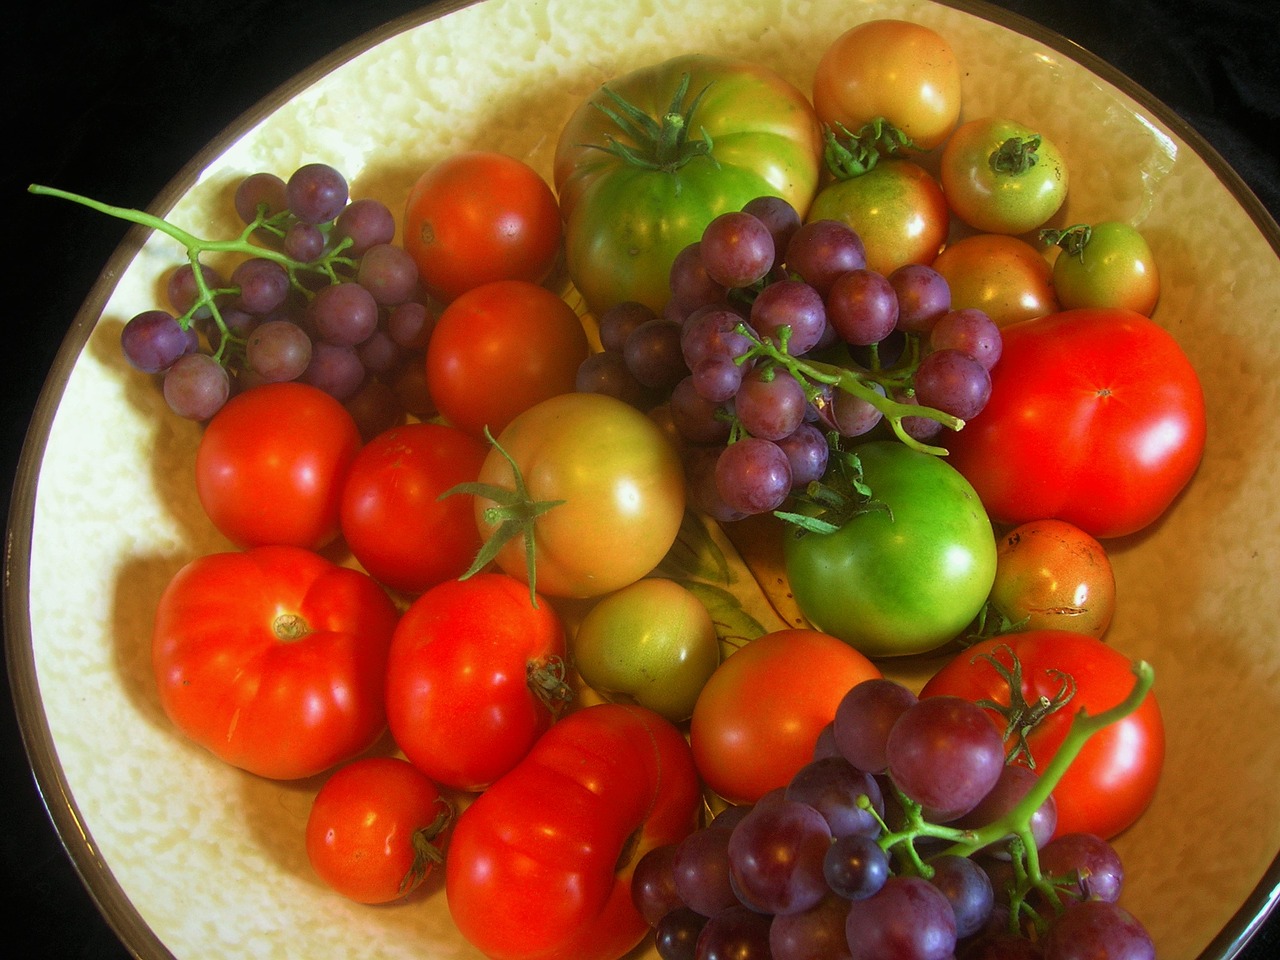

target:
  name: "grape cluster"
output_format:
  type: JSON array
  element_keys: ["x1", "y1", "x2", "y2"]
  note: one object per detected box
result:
[
  {"x1": 115, "y1": 162, "x2": 436, "y2": 435},
  {"x1": 579, "y1": 197, "x2": 1003, "y2": 522},
  {"x1": 632, "y1": 676, "x2": 1154, "y2": 960}
]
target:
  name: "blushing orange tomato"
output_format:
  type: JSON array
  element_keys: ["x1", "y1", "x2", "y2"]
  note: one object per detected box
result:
[{"x1": 932, "y1": 233, "x2": 1059, "y2": 327}]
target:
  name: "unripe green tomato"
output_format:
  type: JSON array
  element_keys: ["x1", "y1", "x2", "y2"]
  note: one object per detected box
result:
[
  {"x1": 1048, "y1": 221, "x2": 1161, "y2": 316},
  {"x1": 571, "y1": 578, "x2": 721, "y2": 722}
]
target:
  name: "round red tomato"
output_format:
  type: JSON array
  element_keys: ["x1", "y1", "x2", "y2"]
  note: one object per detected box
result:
[
  {"x1": 385, "y1": 573, "x2": 569, "y2": 792},
  {"x1": 932, "y1": 233, "x2": 1058, "y2": 328},
  {"x1": 340, "y1": 422, "x2": 489, "y2": 595},
  {"x1": 946, "y1": 307, "x2": 1207, "y2": 539},
  {"x1": 306, "y1": 756, "x2": 454, "y2": 904},
  {"x1": 152, "y1": 545, "x2": 399, "y2": 780},
  {"x1": 446, "y1": 703, "x2": 701, "y2": 960},
  {"x1": 194, "y1": 381, "x2": 362, "y2": 549},
  {"x1": 425, "y1": 279, "x2": 590, "y2": 439},
  {"x1": 689, "y1": 628, "x2": 882, "y2": 804},
  {"x1": 920, "y1": 631, "x2": 1165, "y2": 840},
  {"x1": 403, "y1": 151, "x2": 562, "y2": 303},
  {"x1": 812, "y1": 19, "x2": 962, "y2": 151}
]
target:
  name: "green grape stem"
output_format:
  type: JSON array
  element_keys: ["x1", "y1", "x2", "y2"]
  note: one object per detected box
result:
[
  {"x1": 27, "y1": 182, "x2": 356, "y2": 362},
  {"x1": 733, "y1": 321, "x2": 964, "y2": 455}
]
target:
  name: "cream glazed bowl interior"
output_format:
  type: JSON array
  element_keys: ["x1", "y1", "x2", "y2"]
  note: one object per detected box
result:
[{"x1": 6, "y1": 0, "x2": 1280, "y2": 958}]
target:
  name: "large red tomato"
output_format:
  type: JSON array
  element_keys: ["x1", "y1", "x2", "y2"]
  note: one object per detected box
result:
[
  {"x1": 384, "y1": 573, "x2": 569, "y2": 792},
  {"x1": 920, "y1": 630, "x2": 1165, "y2": 840},
  {"x1": 339, "y1": 421, "x2": 489, "y2": 595},
  {"x1": 445, "y1": 703, "x2": 701, "y2": 960},
  {"x1": 152, "y1": 545, "x2": 399, "y2": 780},
  {"x1": 946, "y1": 308, "x2": 1206, "y2": 538},
  {"x1": 689, "y1": 629, "x2": 882, "y2": 804},
  {"x1": 194, "y1": 381, "x2": 362, "y2": 550}
]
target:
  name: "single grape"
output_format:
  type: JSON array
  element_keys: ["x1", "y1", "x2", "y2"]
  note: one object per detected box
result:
[
  {"x1": 824, "y1": 833, "x2": 890, "y2": 901},
  {"x1": 829, "y1": 382, "x2": 887, "y2": 438},
  {"x1": 929, "y1": 308, "x2": 1003, "y2": 370},
  {"x1": 306, "y1": 281, "x2": 379, "y2": 347},
  {"x1": 785, "y1": 756, "x2": 884, "y2": 839},
  {"x1": 690, "y1": 357, "x2": 745, "y2": 404},
  {"x1": 357, "y1": 242, "x2": 420, "y2": 306},
  {"x1": 955, "y1": 765, "x2": 1057, "y2": 860},
  {"x1": 927, "y1": 854, "x2": 994, "y2": 939},
  {"x1": 735, "y1": 367, "x2": 808, "y2": 441},
  {"x1": 231, "y1": 257, "x2": 290, "y2": 315},
  {"x1": 670, "y1": 376, "x2": 731, "y2": 444},
  {"x1": 889, "y1": 263, "x2": 951, "y2": 334},
  {"x1": 655, "y1": 907, "x2": 708, "y2": 960},
  {"x1": 302, "y1": 341, "x2": 365, "y2": 400},
  {"x1": 749, "y1": 278, "x2": 827, "y2": 355},
  {"x1": 700, "y1": 211, "x2": 776, "y2": 289},
  {"x1": 120, "y1": 310, "x2": 198, "y2": 373},
  {"x1": 356, "y1": 328, "x2": 407, "y2": 376},
  {"x1": 166, "y1": 262, "x2": 225, "y2": 319},
  {"x1": 625, "y1": 317, "x2": 688, "y2": 390},
  {"x1": 894, "y1": 390, "x2": 946, "y2": 443},
  {"x1": 833, "y1": 678, "x2": 918, "y2": 775},
  {"x1": 385, "y1": 299, "x2": 435, "y2": 350},
  {"x1": 245, "y1": 318, "x2": 313, "y2": 382},
  {"x1": 696, "y1": 904, "x2": 774, "y2": 960},
  {"x1": 741, "y1": 195, "x2": 802, "y2": 269},
  {"x1": 334, "y1": 197, "x2": 396, "y2": 256},
  {"x1": 776, "y1": 422, "x2": 829, "y2": 489},
  {"x1": 826, "y1": 269, "x2": 900, "y2": 346},
  {"x1": 715, "y1": 437, "x2": 793, "y2": 515},
  {"x1": 886, "y1": 696, "x2": 1007, "y2": 822},
  {"x1": 770, "y1": 894, "x2": 855, "y2": 960},
  {"x1": 633, "y1": 844, "x2": 685, "y2": 926},
  {"x1": 343, "y1": 377, "x2": 406, "y2": 441},
  {"x1": 1040, "y1": 900, "x2": 1154, "y2": 960},
  {"x1": 669, "y1": 242, "x2": 727, "y2": 316},
  {"x1": 162, "y1": 352, "x2": 231, "y2": 420},
  {"x1": 681, "y1": 306, "x2": 753, "y2": 369},
  {"x1": 844, "y1": 875, "x2": 957, "y2": 960},
  {"x1": 684, "y1": 446, "x2": 749, "y2": 523},
  {"x1": 912, "y1": 348, "x2": 992, "y2": 421},
  {"x1": 286, "y1": 162, "x2": 349, "y2": 224},
  {"x1": 672, "y1": 826, "x2": 739, "y2": 918},
  {"x1": 599, "y1": 300, "x2": 659, "y2": 353},
  {"x1": 233, "y1": 171, "x2": 288, "y2": 224},
  {"x1": 785, "y1": 220, "x2": 867, "y2": 295},
  {"x1": 575, "y1": 351, "x2": 653, "y2": 409},
  {"x1": 1037, "y1": 832, "x2": 1124, "y2": 904},
  {"x1": 727, "y1": 798, "x2": 832, "y2": 915},
  {"x1": 283, "y1": 221, "x2": 327, "y2": 262}
]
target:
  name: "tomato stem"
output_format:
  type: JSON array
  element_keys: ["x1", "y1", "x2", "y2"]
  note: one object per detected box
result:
[
  {"x1": 989, "y1": 135, "x2": 1043, "y2": 175},
  {"x1": 586, "y1": 73, "x2": 717, "y2": 172},
  {"x1": 822, "y1": 117, "x2": 915, "y2": 179}
]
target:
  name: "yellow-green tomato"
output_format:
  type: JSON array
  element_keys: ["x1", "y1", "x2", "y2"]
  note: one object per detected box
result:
[
  {"x1": 940, "y1": 118, "x2": 1068, "y2": 235},
  {"x1": 571, "y1": 578, "x2": 721, "y2": 722},
  {"x1": 988, "y1": 518, "x2": 1116, "y2": 638},
  {"x1": 1044, "y1": 221, "x2": 1161, "y2": 316}
]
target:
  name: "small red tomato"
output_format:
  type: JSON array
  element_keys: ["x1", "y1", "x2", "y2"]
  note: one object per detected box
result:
[{"x1": 306, "y1": 756, "x2": 454, "y2": 904}]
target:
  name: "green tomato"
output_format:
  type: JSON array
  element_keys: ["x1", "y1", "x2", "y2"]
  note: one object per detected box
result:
[
  {"x1": 553, "y1": 53, "x2": 824, "y2": 316},
  {"x1": 1043, "y1": 221, "x2": 1161, "y2": 316},
  {"x1": 940, "y1": 117, "x2": 1068, "y2": 235},
  {"x1": 571, "y1": 577, "x2": 721, "y2": 722},
  {"x1": 783, "y1": 441, "x2": 997, "y2": 657}
]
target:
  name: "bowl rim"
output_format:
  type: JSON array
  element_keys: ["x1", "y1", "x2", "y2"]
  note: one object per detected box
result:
[{"x1": 4, "y1": 1, "x2": 1278, "y2": 958}]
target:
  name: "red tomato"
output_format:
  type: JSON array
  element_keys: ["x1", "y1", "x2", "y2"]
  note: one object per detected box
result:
[
  {"x1": 946, "y1": 308, "x2": 1207, "y2": 538},
  {"x1": 339, "y1": 422, "x2": 488, "y2": 595},
  {"x1": 932, "y1": 233, "x2": 1058, "y2": 328},
  {"x1": 920, "y1": 631, "x2": 1165, "y2": 840},
  {"x1": 812, "y1": 19, "x2": 962, "y2": 151},
  {"x1": 151, "y1": 545, "x2": 399, "y2": 780},
  {"x1": 425, "y1": 279, "x2": 590, "y2": 439},
  {"x1": 385, "y1": 573, "x2": 570, "y2": 791},
  {"x1": 305, "y1": 756, "x2": 453, "y2": 904},
  {"x1": 445, "y1": 703, "x2": 701, "y2": 960},
  {"x1": 194, "y1": 381, "x2": 361, "y2": 550},
  {"x1": 689, "y1": 628, "x2": 882, "y2": 804},
  {"x1": 403, "y1": 151, "x2": 563, "y2": 303}
]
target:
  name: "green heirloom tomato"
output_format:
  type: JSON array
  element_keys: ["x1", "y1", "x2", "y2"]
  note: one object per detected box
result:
[
  {"x1": 554, "y1": 54, "x2": 824, "y2": 316},
  {"x1": 572, "y1": 578, "x2": 721, "y2": 723},
  {"x1": 940, "y1": 118, "x2": 1068, "y2": 235},
  {"x1": 783, "y1": 441, "x2": 997, "y2": 658}
]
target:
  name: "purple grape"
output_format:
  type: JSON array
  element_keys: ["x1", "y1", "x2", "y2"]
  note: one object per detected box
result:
[
  {"x1": 824, "y1": 833, "x2": 890, "y2": 901},
  {"x1": 736, "y1": 367, "x2": 808, "y2": 441},
  {"x1": 599, "y1": 300, "x2": 658, "y2": 353},
  {"x1": 672, "y1": 826, "x2": 738, "y2": 918},
  {"x1": 830, "y1": 383, "x2": 886, "y2": 438},
  {"x1": 833, "y1": 679, "x2": 918, "y2": 776},
  {"x1": 357, "y1": 242, "x2": 420, "y2": 306},
  {"x1": 741, "y1": 195, "x2": 802, "y2": 269},
  {"x1": 121, "y1": 310, "x2": 198, "y2": 373},
  {"x1": 785, "y1": 220, "x2": 867, "y2": 295},
  {"x1": 302, "y1": 341, "x2": 365, "y2": 400},
  {"x1": 286, "y1": 162, "x2": 349, "y2": 224},
  {"x1": 356, "y1": 328, "x2": 407, "y2": 376},
  {"x1": 696, "y1": 904, "x2": 773, "y2": 960},
  {"x1": 770, "y1": 894, "x2": 854, "y2": 960},
  {"x1": 385, "y1": 299, "x2": 435, "y2": 350},
  {"x1": 624, "y1": 317, "x2": 688, "y2": 390},
  {"x1": 162, "y1": 352, "x2": 230, "y2": 420},
  {"x1": 776, "y1": 422, "x2": 829, "y2": 489},
  {"x1": 166, "y1": 262, "x2": 225, "y2": 319},
  {"x1": 1040, "y1": 900, "x2": 1154, "y2": 960},
  {"x1": 655, "y1": 907, "x2": 708, "y2": 960},
  {"x1": 231, "y1": 257, "x2": 290, "y2": 315},
  {"x1": 844, "y1": 875, "x2": 957, "y2": 960},
  {"x1": 334, "y1": 197, "x2": 396, "y2": 255},
  {"x1": 715, "y1": 437, "x2": 793, "y2": 514},
  {"x1": 889, "y1": 263, "x2": 951, "y2": 334},
  {"x1": 785, "y1": 756, "x2": 884, "y2": 839},
  {"x1": 681, "y1": 306, "x2": 753, "y2": 368},
  {"x1": 632, "y1": 844, "x2": 685, "y2": 926},
  {"x1": 826, "y1": 269, "x2": 900, "y2": 346},
  {"x1": 670, "y1": 376, "x2": 731, "y2": 444},
  {"x1": 727, "y1": 799, "x2": 832, "y2": 915},
  {"x1": 684, "y1": 446, "x2": 749, "y2": 523},
  {"x1": 306, "y1": 282, "x2": 379, "y2": 346},
  {"x1": 233, "y1": 171, "x2": 288, "y2": 224},
  {"x1": 575, "y1": 351, "x2": 653, "y2": 409},
  {"x1": 749, "y1": 278, "x2": 828, "y2": 355},
  {"x1": 669, "y1": 242, "x2": 727, "y2": 315},
  {"x1": 1037, "y1": 833, "x2": 1124, "y2": 904},
  {"x1": 927, "y1": 854, "x2": 994, "y2": 938},
  {"x1": 954, "y1": 765, "x2": 1057, "y2": 859},
  {"x1": 282, "y1": 221, "x2": 327, "y2": 262},
  {"x1": 700, "y1": 211, "x2": 776, "y2": 289},
  {"x1": 245, "y1": 318, "x2": 313, "y2": 382},
  {"x1": 913, "y1": 348, "x2": 992, "y2": 421},
  {"x1": 930, "y1": 308, "x2": 1003, "y2": 370}
]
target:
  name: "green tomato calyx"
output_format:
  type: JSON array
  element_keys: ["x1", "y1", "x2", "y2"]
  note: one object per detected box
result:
[
  {"x1": 1040, "y1": 223, "x2": 1094, "y2": 262},
  {"x1": 774, "y1": 441, "x2": 891, "y2": 536},
  {"x1": 587, "y1": 72, "x2": 718, "y2": 172},
  {"x1": 989, "y1": 134, "x2": 1043, "y2": 176},
  {"x1": 968, "y1": 644, "x2": 1077, "y2": 770},
  {"x1": 822, "y1": 117, "x2": 915, "y2": 179}
]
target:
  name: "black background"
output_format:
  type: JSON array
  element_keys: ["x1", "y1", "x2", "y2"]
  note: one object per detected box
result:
[{"x1": 4, "y1": 1, "x2": 1278, "y2": 957}]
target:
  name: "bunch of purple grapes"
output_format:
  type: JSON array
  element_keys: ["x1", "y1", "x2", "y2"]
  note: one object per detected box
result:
[
  {"x1": 579, "y1": 196, "x2": 1003, "y2": 522},
  {"x1": 631, "y1": 676, "x2": 1154, "y2": 960},
  {"x1": 118, "y1": 162, "x2": 437, "y2": 435}
]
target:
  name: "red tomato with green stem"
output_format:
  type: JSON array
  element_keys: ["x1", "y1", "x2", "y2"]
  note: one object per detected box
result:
[
  {"x1": 403, "y1": 151, "x2": 563, "y2": 303},
  {"x1": 305, "y1": 756, "x2": 454, "y2": 904},
  {"x1": 920, "y1": 630, "x2": 1165, "y2": 840},
  {"x1": 425, "y1": 279, "x2": 590, "y2": 439},
  {"x1": 689, "y1": 628, "x2": 882, "y2": 804},
  {"x1": 946, "y1": 307, "x2": 1207, "y2": 539},
  {"x1": 445, "y1": 702, "x2": 701, "y2": 960},
  {"x1": 384, "y1": 573, "x2": 571, "y2": 792},
  {"x1": 194, "y1": 381, "x2": 362, "y2": 550},
  {"x1": 339, "y1": 421, "x2": 489, "y2": 596},
  {"x1": 152, "y1": 545, "x2": 399, "y2": 780}
]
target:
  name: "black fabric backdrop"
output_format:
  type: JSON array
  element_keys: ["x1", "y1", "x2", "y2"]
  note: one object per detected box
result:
[{"x1": 4, "y1": 1, "x2": 1278, "y2": 957}]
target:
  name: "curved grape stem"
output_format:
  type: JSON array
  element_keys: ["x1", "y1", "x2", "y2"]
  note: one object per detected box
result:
[{"x1": 27, "y1": 183, "x2": 356, "y2": 361}]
